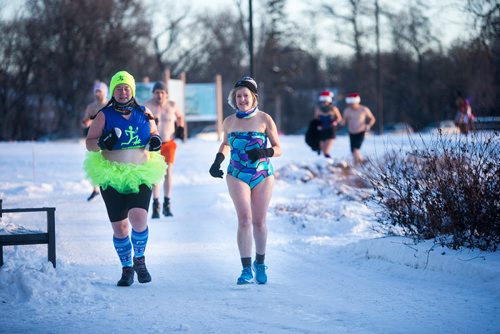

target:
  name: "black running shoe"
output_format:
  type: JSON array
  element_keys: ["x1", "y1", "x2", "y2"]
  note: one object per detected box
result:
[
  {"x1": 133, "y1": 256, "x2": 152, "y2": 283},
  {"x1": 163, "y1": 201, "x2": 173, "y2": 217},
  {"x1": 87, "y1": 190, "x2": 99, "y2": 201},
  {"x1": 152, "y1": 199, "x2": 160, "y2": 219},
  {"x1": 117, "y1": 266, "x2": 134, "y2": 286}
]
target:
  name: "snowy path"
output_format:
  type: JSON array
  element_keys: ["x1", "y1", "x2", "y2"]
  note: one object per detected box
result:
[{"x1": 0, "y1": 137, "x2": 498, "y2": 333}]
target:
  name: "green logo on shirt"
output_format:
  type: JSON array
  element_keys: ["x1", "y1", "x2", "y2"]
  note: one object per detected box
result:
[{"x1": 121, "y1": 126, "x2": 142, "y2": 147}]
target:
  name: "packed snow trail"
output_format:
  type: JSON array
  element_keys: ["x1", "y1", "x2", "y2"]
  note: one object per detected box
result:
[{"x1": 0, "y1": 137, "x2": 498, "y2": 333}]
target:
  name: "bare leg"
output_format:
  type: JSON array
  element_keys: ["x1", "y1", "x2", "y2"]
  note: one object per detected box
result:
[
  {"x1": 319, "y1": 140, "x2": 326, "y2": 156},
  {"x1": 111, "y1": 219, "x2": 130, "y2": 238},
  {"x1": 323, "y1": 139, "x2": 334, "y2": 157},
  {"x1": 251, "y1": 176, "x2": 274, "y2": 255},
  {"x1": 128, "y1": 208, "x2": 148, "y2": 233},
  {"x1": 163, "y1": 163, "x2": 173, "y2": 198},
  {"x1": 87, "y1": 187, "x2": 100, "y2": 201},
  {"x1": 226, "y1": 175, "x2": 253, "y2": 258},
  {"x1": 152, "y1": 184, "x2": 161, "y2": 200},
  {"x1": 110, "y1": 208, "x2": 148, "y2": 237},
  {"x1": 353, "y1": 149, "x2": 363, "y2": 165}
]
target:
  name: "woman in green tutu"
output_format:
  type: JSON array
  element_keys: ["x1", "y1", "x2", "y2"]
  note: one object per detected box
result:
[{"x1": 84, "y1": 70, "x2": 166, "y2": 287}]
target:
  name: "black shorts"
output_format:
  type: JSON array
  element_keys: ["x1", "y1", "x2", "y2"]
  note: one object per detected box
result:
[
  {"x1": 100, "y1": 185, "x2": 152, "y2": 222},
  {"x1": 320, "y1": 127, "x2": 336, "y2": 140},
  {"x1": 349, "y1": 131, "x2": 365, "y2": 152}
]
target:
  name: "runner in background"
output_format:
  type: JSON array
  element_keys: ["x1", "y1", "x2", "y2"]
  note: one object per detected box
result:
[
  {"x1": 341, "y1": 92, "x2": 376, "y2": 165},
  {"x1": 314, "y1": 90, "x2": 342, "y2": 159},
  {"x1": 145, "y1": 81, "x2": 185, "y2": 218},
  {"x1": 82, "y1": 81, "x2": 108, "y2": 201}
]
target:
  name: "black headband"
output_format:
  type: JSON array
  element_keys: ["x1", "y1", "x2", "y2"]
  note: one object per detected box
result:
[{"x1": 234, "y1": 80, "x2": 258, "y2": 94}]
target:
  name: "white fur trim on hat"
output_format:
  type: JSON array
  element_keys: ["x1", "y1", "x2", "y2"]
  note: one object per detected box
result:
[
  {"x1": 319, "y1": 95, "x2": 333, "y2": 103},
  {"x1": 318, "y1": 90, "x2": 334, "y2": 103},
  {"x1": 345, "y1": 94, "x2": 361, "y2": 104}
]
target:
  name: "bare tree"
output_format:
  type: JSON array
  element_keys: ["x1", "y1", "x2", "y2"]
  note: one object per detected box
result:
[
  {"x1": 316, "y1": 0, "x2": 371, "y2": 67},
  {"x1": 151, "y1": 3, "x2": 194, "y2": 76},
  {"x1": 191, "y1": 12, "x2": 247, "y2": 81},
  {"x1": 467, "y1": 0, "x2": 500, "y2": 44},
  {"x1": 29, "y1": 0, "x2": 150, "y2": 138},
  {"x1": 390, "y1": 3, "x2": 440, "y2": 120},
  {"x1": 374, "y1": 0, "x2": 383, "y2": 133},
  {"x1": 234, "y1": 0, "x2": 250, "y2": 54},
  {"x1": 0, "y1": 0, "x2": 152, "y2": 140},
  {"x1": 0, "y1": 16, "x2": 42, "y2": 140},
  {"x1": 252, "y1": 0, "x2": 304, "y2": 130}
]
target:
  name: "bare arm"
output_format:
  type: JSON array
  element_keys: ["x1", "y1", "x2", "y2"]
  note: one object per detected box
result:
[
  {"x1": 340, "y1": 109, "x2": 349, "y2": 126},
  {"x1": 265, "y1": 113, "x2": 282, "y2": 157},
  {"x1": 314, "y1": 106, "x2": 320, "y2": 119},
  {"x1": 365, "y1": 107, "x2": 376, "y2": 130},
  {"x1": 209, "y1": 118, "x2": 231, "y2": 178},
  {"x1": 334, "y1": 107, "x2": 342, "y2": 125},
  {"x1": 217, "y1": 118, "x2": 231, "y2": 157},
  {"x1": 85, "y1": 111, "x2": 105, "y2": 152},
  {"x1": 217, "y1": 137, "x2": 230, "y2": 157},
  {"x1": 173, "y1": 102, "x2": 185, "y2": 128},
  {"x1": 81, "y1": 105, "x2": 92, "y2": 127},
  {"x1": 144, "y1": 107, "x2": 159, "y2": 136}
]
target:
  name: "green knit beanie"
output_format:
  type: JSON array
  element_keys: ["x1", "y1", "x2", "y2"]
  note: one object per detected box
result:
[{"x1": 109, "y1": 71, "x2": 136, "y2": 97}]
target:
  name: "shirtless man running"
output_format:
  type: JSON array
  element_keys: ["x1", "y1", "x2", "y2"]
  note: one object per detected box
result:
[
  {"x1": 82, "y1": 81, "x2": 108, "y2": 201},
  {"x1": 341, "y1": 93, "x2": 376, "y2": 165},
  {"x1": 145, "y1": 81, "x2": 185, "y2": 218}
]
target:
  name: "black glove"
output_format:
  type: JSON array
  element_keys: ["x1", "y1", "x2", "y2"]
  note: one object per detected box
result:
[
  {"x1": 209, "y1": 152, "x2": 225, "y2": 178},
  {"x1": 247, "y1": 148, "x2": 274, "y2": 162},
  {"x1": 98, "y1": 128, "x2": 121, "y2": 151},
  {"x1": 175, "y1": 126, "x2": 185, "y2": 140},
  {"x1": 147, "y1": 134, "x2": 162, "y2": 151}
]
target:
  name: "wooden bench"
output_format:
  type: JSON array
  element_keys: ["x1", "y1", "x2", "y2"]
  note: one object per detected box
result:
[{"x1": 0, "y1": 199, "x2": 56, "y2": 268}]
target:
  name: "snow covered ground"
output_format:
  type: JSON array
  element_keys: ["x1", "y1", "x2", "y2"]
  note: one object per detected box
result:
[{"x1": 0, "y1": 134, "x2": 498, "y2": 333}]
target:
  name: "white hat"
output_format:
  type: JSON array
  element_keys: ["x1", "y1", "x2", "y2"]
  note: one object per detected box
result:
[{"x1": 345, "y1": 93, "x2": 361, "y2": 104}]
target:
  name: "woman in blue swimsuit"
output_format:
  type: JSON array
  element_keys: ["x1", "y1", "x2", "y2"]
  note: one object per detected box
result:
[{"x1": 209, "y1": 76, "x2": 282, "y2": 285}]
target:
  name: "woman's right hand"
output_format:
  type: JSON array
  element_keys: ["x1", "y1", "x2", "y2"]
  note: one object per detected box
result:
[{"x1": 209, "y1": 152, "x2": 225, "y2": 178}]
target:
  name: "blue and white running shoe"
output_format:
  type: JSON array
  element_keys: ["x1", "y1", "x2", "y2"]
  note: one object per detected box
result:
[
  {"x1": 253, "y1": 261, "x2": 268, "y2": 284},
  {"x1": 237, "y1": 267, "x2": 254, "y2": 285}
]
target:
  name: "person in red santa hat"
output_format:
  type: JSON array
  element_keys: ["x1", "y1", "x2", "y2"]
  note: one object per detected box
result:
[
  {"x1": 341, "y1": 92, "x2": 376, "y2": 165},
  {"x1": 314, "y1": 90, "x2": 343, "y2": 159}
]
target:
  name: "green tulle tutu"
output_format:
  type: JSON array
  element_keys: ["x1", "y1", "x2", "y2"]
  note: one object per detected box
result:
[{"x1": 84, "y1": 151, "x2": 167, "y2": 194}]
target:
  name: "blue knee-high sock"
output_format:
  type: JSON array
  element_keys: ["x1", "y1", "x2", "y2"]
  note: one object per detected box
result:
[
  {"x1": 131, "y1": 227, "x2": 149, "y2": 258},
  {"x1": 113, "y1": 235, "x2": 132, "y2": 267}
]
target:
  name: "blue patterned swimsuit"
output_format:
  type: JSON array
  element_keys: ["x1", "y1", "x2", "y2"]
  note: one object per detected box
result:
[{"x1": 227, "y1": 131, "x2": 274, "y2": 189}]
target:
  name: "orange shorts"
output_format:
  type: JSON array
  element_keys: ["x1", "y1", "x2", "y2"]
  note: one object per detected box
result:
[{"x1": 159, "y1": 140, "x2": 177, "y2": 164}]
